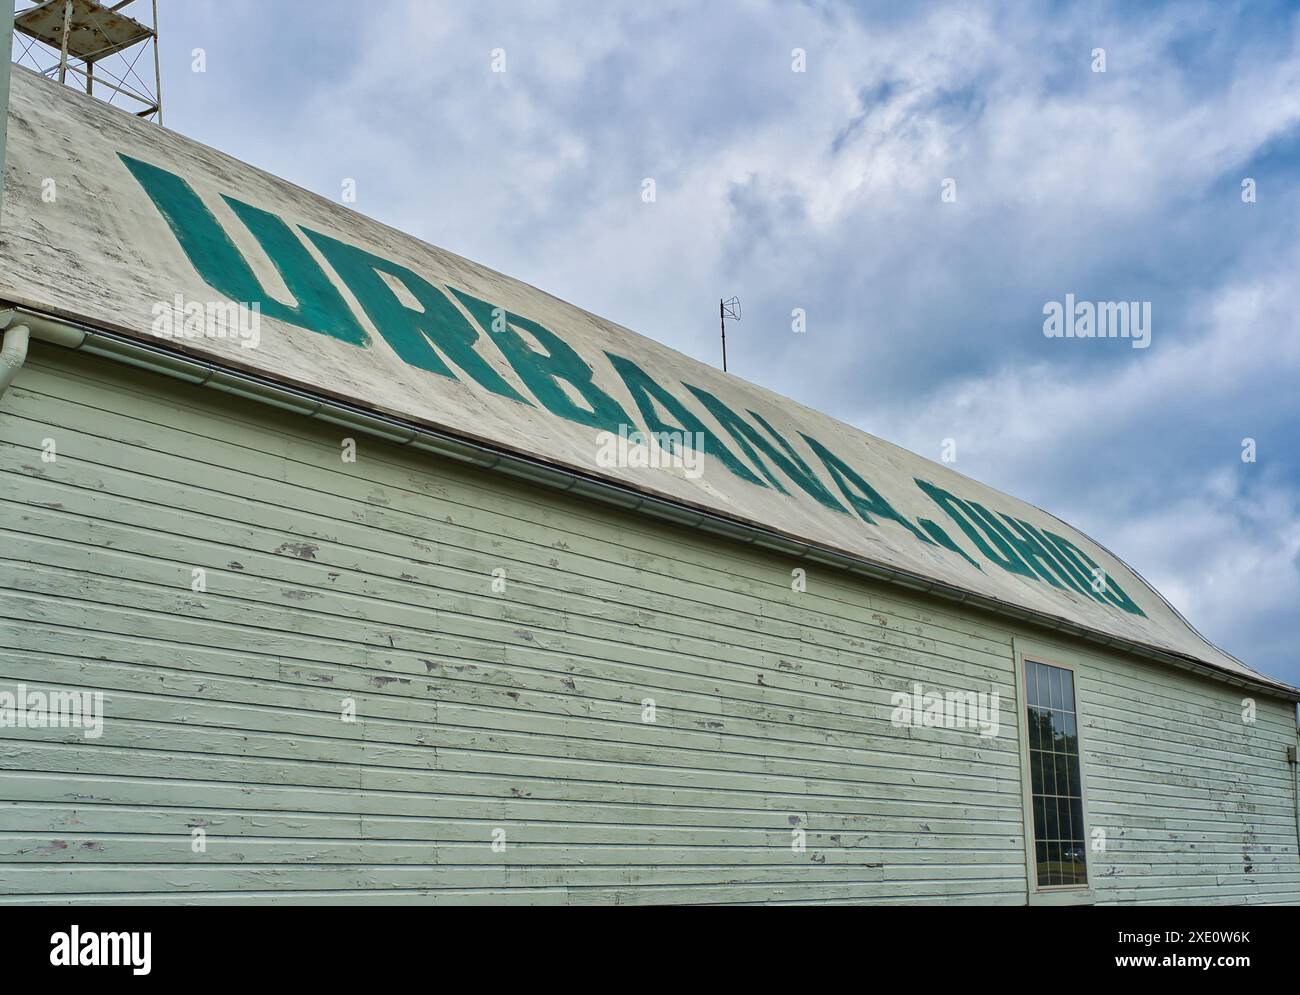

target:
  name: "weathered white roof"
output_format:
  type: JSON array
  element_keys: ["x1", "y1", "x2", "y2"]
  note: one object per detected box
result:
[{"x1": 3, "y1": 67, "x2": 1293, "y2": 698}]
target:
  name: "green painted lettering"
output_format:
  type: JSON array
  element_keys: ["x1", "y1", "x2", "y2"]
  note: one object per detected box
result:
[
  {"x1": 917, "y1": 519, "x2": 982, "y2": 570},
  {"x1": 801, "y1": 433, "x2": 931, "y2": 541},
  {"x1": 119, "y1": 154, "x2": 368, "y2": 345},
  {"x1": 1000, "y1": 515, "x2": 1105, "y2": 602},
  {"x1": 684, "y1": 385, "x2": 848, "y2": 513},
  {"x1": 605, "y1": 351, "x2": 766, "y2": 487},
  {"x1": 1043, "y1": 531, "x2": 1146, "y2": 616},
  {"x1": 965, "y1": 503, "x2": 1071, "y2": 590},
  {"x1": 914, "y1": 478, "x2": 1035, "y2": 578},
  {"x1": 301, "y1": 229, "x2": 529, "y2": 402},
  {"x1": 451, "y1": 289, "x2": 630, "y2": 433}
]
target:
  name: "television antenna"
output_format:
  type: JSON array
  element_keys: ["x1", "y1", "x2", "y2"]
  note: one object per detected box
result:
[{"x1": 720, "y1": 295, "x2": 741, "y2": 372}]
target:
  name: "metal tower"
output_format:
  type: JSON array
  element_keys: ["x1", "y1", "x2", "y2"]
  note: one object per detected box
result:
[{"x1": 11, "y1": 0, "x2": 161, "y2": 121}]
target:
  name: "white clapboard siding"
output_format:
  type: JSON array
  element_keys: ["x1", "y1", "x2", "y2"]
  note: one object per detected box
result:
[{"x1": 0, "y1": 345, "x2": 1296, "y2": 905}]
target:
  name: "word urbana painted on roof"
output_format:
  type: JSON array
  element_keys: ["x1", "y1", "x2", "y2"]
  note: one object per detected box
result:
[{"x1": 120, "y1": 153, "x2": 1144, "y2": 618}]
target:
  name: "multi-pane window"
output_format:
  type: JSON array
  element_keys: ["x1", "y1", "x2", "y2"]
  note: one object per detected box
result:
[{"x1": 1025, "y1": 660, "x2": 1087, "y2": 887}]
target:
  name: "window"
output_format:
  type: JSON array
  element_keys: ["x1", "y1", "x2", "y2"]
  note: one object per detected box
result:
[{"x1": 1024, "y1": 660, "x2": 1087, "y2": 888}]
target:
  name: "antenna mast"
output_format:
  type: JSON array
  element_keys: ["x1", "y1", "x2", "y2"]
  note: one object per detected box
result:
[{"x1": 720, "y1": 295, "x2": 741, "y2": 372}]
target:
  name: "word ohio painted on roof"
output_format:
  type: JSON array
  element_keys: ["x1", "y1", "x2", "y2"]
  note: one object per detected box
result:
[{"x1": 119, "y1": 153, "x2": 1144, "y2": 618}]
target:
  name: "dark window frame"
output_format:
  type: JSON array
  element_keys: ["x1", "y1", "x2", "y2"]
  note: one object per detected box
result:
[{"x1": 1013, "y1": 639, "x2": 1096, "y2": 906}]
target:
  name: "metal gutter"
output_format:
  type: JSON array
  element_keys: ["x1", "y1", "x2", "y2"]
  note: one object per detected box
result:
[{"x1": 5, "y1": 303, "x2": 1298, "y2": 704}]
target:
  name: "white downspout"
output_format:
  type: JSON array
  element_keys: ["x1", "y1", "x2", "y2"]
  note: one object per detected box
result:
[{"x1": 0, "y1": 310, "x2": 31, "y2": 400}]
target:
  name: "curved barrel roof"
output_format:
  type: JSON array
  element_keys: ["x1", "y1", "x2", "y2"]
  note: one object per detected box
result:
[{"x1": 3, "y1": 66, "x2": 1293, "y2": 698}]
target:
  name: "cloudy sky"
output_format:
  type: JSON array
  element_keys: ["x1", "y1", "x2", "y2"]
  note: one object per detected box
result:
[{"x1": 37, "y1": 0, "x2": 1300, "y2": 685}]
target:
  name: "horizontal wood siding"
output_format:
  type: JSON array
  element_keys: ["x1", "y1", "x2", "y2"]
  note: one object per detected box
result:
[
  {"x1": 0, "y1": 345, "x2": 1295, "y2": 904},
  {"x1": 1074, "y1": 654, "x2": 1298, "y2": 904}
]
